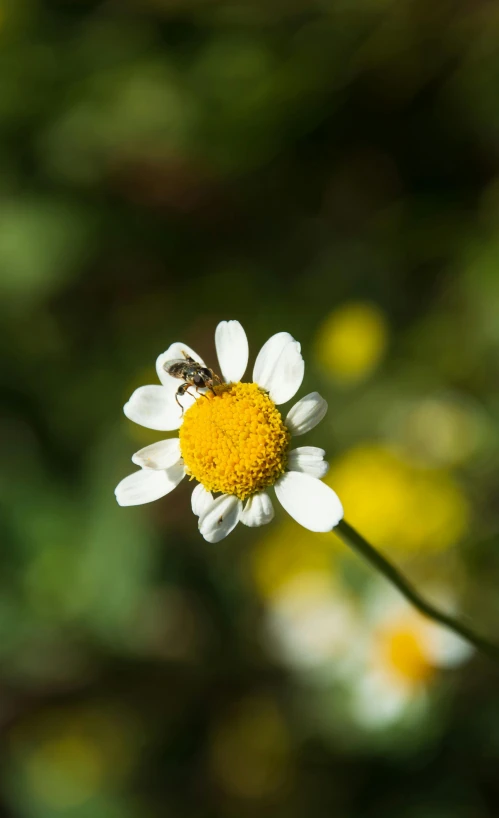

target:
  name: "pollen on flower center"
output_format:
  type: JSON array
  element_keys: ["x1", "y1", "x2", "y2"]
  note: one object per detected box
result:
[{"x1": 179, "y1": 382, "x2": 290, "y2": 501}]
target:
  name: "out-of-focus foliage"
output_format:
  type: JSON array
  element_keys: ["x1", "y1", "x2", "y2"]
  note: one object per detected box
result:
[{"x1": 2, "y1": 0, "x2": 499, "y2": 815}]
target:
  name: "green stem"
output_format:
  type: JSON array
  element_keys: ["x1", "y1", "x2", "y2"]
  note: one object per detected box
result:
[{"x1": 336, "y1": 519, "x2": 499, "y2": 663}]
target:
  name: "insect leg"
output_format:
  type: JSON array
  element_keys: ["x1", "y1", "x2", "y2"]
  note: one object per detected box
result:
[
  {"x1": 175, "y1": 386, "x2": 186, "y2": 413},
  {"x1": 177, "y1": 383, "x2": 200, "y2": 412}
]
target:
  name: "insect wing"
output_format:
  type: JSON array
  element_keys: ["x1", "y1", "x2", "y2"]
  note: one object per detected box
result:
[{"x1": 163, "y1": 359, "x2": 189, "y2": 377}]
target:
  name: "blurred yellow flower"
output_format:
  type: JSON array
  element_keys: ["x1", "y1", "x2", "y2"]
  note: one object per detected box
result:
[
  {"x1": 250, "y1": 521, "x2": 341, "y2": 599},
  {"x1": 328, "y1": 444, "x2": 469, "y2": 555},
  {"x1": 315, "y1": 302, "x2": 388, "y2": 384}
]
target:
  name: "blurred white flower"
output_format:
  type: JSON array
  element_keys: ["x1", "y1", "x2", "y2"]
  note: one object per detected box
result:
[
  {"x1": 265, "y1": 573, "x2": 361, "y2": 680},
  {"x1": 349, "y1": 586, "x2": 473, "y2": 728},
  {"x1": 115, "y1": 321, "x2": 343, "y2": 542}
]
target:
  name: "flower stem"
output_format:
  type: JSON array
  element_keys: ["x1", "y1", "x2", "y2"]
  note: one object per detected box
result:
[{"x1": 336, "y1": 519, "x2": 499, "y2": 662}]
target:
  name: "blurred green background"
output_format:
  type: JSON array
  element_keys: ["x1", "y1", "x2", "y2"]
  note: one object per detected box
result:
[{"x1": 2, "y1": 0, "x2": 499, "y2": 815}]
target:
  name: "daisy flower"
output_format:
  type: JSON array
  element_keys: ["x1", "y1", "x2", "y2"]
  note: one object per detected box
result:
[
  {"x1": 349, "y1": 586, "x2": 473, "y2": 728},
  {"x1": 115, "y1": 320, "x2": 343, "y2": 542}
]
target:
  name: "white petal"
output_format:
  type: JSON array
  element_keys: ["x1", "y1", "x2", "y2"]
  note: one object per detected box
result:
[
  {"x1": 422, "y1": 622, "x2": 474, "y2": 668},
  {"x1": 285, "y1": 392, "x2": 328, "y2": 436},
  {"x1": 241, "y1": 492, "x2": 275, "y2": 527},
  {"x1": 115, "y1": 463, "x2": 185, "y2": 506},
  {"x1": 198, "y1": 495, "x2": 242, "y2": 543},
  {"x1": 132, "y1": 438, "x2": 182, "y2": 470},
  {"x1": 287, "y1": 447, "x2": 329, "y2": 479},
  {"x1": 253, "y1": 332, "x2": 293, "y2": 385},
  {"x1": 156, "y1": 342, "x2": 206, "y2": 387},
  {"x1": 351, "y1": 672, "x2": 414, "y2": 728},
  {"x1": 253, "y1": 332, "x2": 304, "y2": 404},
  {"x1": 191, "y1": 483, "x2": 214, "y2": 517},
  {"x1": 215, "y1": 320, "x2": 249, "y2": 383},
  {"x1": 274, "y1": 472, "x2": 343, "y2": 532},
  {"x1": 124, "y1": 385, "x2": 184, "y2": 431}
]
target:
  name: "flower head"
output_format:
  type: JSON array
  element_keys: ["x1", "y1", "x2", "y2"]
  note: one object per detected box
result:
[
  {"x1": 349, "y1": 586, "x2": 473, "y2": 728},
  {"x1": 115, "y1": 321, "x2": 343, "y2": 542}
]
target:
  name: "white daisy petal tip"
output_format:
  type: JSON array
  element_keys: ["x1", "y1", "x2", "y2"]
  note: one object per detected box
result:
[
  {"x1": 115, "y1": 463, "x2": 186, "y2": 507},
  {"x1": 253, "y1": 332, "x2": 293, "y2": 384},
  {"x1": 198, "y1": 495, "x2": 243, "y2": 543},
  {"x1": 123, "y1": 385, "x2": 183, "y2": 432},
  {"x1": 191, "y1": 483, "x2": 214, "y2": 517},
  {"x1": 275, "y1": 471, "x2": 343, "y2": 532},
  {"x1": 131, "y1": 438, "x2": 182, "y2": 470},
  {"x1": 285, "y1": 392, "x2": 328, "y2": 436},
  {"x1": 287, "y1": 446, "x2": 329, "y2": 479},
  {"x1": 253, "y1": 332, "x2": 305, "y2": 405},
  {"x1": 241, "y1": 492, "x2": 275, "y2": 527},
  {"x1": 215, "y1": 320, "x2": 249, "y2": 383}
]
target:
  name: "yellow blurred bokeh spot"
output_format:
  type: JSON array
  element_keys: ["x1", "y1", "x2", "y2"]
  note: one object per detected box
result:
[
  {"x1": 328, "y1": 443, "x2": 469, "y2": 555},
  {"x1": 380, "y1": 622, "x2": 434, "y2": 686},
  {"x1": 315, "y1": 301, "x2": 389, "y2": 384},
  {"x1": 250, "y1": 521, "x2": 341, "y2": 599}
]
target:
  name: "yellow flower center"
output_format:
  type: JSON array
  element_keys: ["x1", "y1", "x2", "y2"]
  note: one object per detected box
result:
[
  {"x1": 379, "y1": 625, "x2": 433, "y2": 685},
  {"x1": 179, "y1": 382, "x2": 290, "y2": 501}
]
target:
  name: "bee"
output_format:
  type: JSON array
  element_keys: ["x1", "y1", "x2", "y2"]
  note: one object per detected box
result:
[{"x1": 163, "y1": 352, "x2": 222, "y2": 411}]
